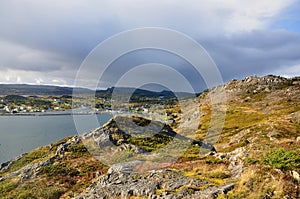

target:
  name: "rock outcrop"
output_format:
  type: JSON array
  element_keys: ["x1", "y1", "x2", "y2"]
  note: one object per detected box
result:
[
  {"x1": 81, "y1": 115, "x2": 216, "y2": 155},
  {"x1": 75, "y1": 161, "x2": 234, "y2": 199},
  {"x1": 0, "y1": 135, "x2": 80, "y2": 182}
]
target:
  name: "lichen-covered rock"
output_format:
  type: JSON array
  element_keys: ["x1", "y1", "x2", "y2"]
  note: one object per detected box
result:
[{"x1": 75, "y1": 161, "x2": 233, "y2": 199}]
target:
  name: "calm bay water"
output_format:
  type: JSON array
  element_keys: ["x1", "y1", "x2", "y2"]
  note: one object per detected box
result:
[{"x1": 0, "y1": 114, "x2": 112, "y2": 164}]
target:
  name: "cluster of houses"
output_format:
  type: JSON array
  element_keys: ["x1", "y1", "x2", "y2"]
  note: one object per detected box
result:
[
  {"x1": 2, "y1": 105, "x2": 32, "y2": 113},
  {"x1": 0, "y1": 98, "x2": 62, "y2": 114},
  {"x1": 0, "y1": 104, "x2": 50, "y2": 114}
]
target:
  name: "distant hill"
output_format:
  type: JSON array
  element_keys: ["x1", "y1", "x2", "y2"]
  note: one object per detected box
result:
[
  {"x1": 0, "y1": 84, "x2": 194, "y2": 99},
  {"x1": 96, "y1": 87, "x2": 194, "y2": 101},
  {"x1": 0, "y1": 84, "x2": 92, "y2": 96}
]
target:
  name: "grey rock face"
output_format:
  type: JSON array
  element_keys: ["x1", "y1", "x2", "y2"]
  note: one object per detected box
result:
[
  {"x1": 107, "y1": 160, "x2": 145, "y2": 174},
  {"x1": 0, "y1": 153, "x2": 27, "y2": 172},
  {"x1": 290, "y1": 170, "x2": 300, "y2": 181},
  {"x1": 75, "y1": 161, "x2": 234, "y2": 199},
  {"x1": 0, "y1": 161, "x2": 12, "y2": 172},
  {"x1": 224, "y1": 75, "x2": 292, "y2": 94},
  {"x1": 228, "y1": 147, "x2": 246, "y2": 179}
]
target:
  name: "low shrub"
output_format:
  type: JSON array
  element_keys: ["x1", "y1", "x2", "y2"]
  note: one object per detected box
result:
[
  {"x1": 40, "y1": 163, "x2": 79, "y2": 177},
  {"x1": 263, "y1": 149, "x2": 300, "y2": 171}
]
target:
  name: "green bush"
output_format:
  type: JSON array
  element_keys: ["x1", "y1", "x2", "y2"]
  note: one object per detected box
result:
[
  {"x1": 127, "y1": 133, "x2": 173, "y2": 152},
  {"x1": 9, "y1": 182, "x2": 63, "y2": 199},
  {"x1": 67, "y1": 143, "x2": 90, "y2": 158},
  {"x1": 264, "y1": 149, "x2": 300, "y2": 171},
  {"x1": 0, "y1": 179, "x2": 19, "y2": 195},
  {"x1": 245, "y1": 157, "x2": 259, "y2": 164},
  {"x1": 40, "y1": 163, "x2": 79, "y2": 177}
]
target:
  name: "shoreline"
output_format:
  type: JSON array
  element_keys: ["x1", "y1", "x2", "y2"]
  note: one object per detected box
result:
[{"x1": 0, "y1": 111, "x2": 112, "y2": 116}]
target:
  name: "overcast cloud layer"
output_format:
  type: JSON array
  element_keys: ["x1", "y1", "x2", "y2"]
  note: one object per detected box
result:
[{"x1": 0, "y1": 0, "x2": 299, "y2": 91}]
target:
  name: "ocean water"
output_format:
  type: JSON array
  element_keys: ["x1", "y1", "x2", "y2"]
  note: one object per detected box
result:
[{"x1": 0, "y1": 114, "x2": 112, "y2": 163}]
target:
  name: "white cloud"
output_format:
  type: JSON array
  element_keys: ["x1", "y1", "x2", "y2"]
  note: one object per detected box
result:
[
  {"x1": 0, "y1": 69, "x2": 75, "y2": 87},
  {"x1": 35, "y1": 78, "x2": 43, "y2": 84},
  {"x1": 52, "y1": 79, "x2": 67, "y2": 85},
  {"x1": 273, "y1": 64, "x2": 300, "y2": 77},
  {"x1": 101, "y1": 0, "x2": 295, "y2": 34},
  {"x1": 16, "y1": 76, "x2": 21, "y2": 83},
  {"x1": 5, "y1": 75, "x2": 10, "y2": 81},
  {"x1": 221, "y1": 0, "x2": 294, "y2": 32}
]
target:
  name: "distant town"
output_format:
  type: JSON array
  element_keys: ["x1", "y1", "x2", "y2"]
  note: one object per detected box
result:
[
  {"x1": 0, "y1": 95, "x2": 73, "y2": 114},
  {"x1": 0, "y1": 94, "x2": 178, "y2": 123}
]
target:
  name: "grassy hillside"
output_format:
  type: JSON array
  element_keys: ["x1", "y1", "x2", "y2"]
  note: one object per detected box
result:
[{"x1": 0, "y1": 75, "x2": 299, "y2": 198}]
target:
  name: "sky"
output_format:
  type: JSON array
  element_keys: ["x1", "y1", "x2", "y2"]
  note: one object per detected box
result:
[{"x1": 0, "y1": 0, "x2": 300, "y2": 92}]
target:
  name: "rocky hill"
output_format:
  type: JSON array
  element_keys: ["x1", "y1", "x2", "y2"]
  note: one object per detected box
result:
[{"x1": 0, "y1": 75, "x2": 300, "y2": 199}]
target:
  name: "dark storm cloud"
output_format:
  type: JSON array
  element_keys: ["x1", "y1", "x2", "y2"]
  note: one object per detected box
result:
[
  {"x1": 201, "y1": 29, "x2": 300, "y2": 81},
  {"x1": 228, "y1": 30, "x2": 300, "y2": 50},
  {"x1": 0, "y1": 0, "x2": 124, "y2": 74},
  {"x1": 93, "y1": 29, "x2": 300, "y2": 90}
]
